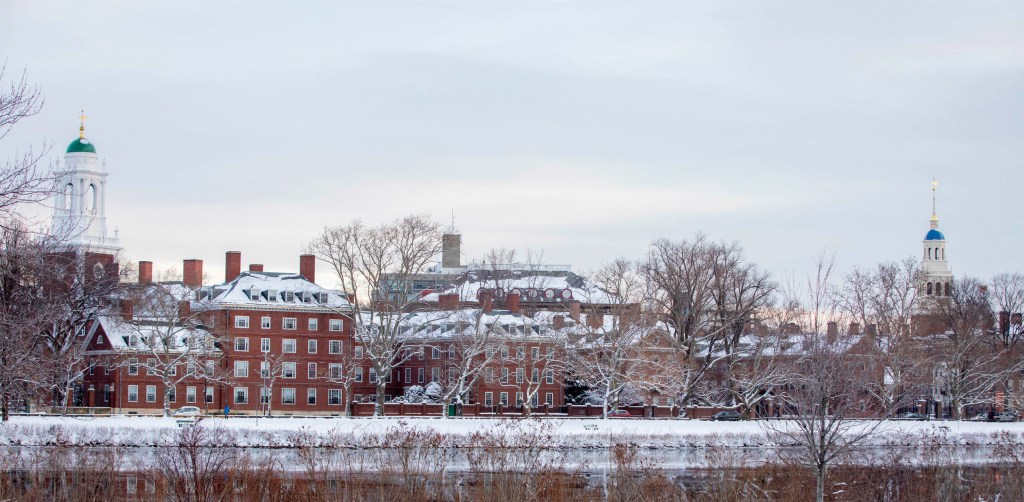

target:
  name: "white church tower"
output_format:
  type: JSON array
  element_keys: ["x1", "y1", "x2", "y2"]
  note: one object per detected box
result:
[
  {"x1": 51, "y1": 112, "x2": 121, "y2": 258},
  {"x1": 922, "y1": 179, "x2": 952, "y2": 297}
]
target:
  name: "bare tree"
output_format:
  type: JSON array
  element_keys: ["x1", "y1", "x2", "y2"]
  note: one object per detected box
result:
[
  {"x1": 113, "y1": 283, "x2": 224, "y2": 417},
  {"x1": 990, "y1": 272, "x2": 1024, "y2": 409},
  {"x1": 837, "y1": 258, "x2": 925, "y2": 415},
  {"x1": 927, "y1": 276, "x2": 1008, "y2": 419},
  {"x1": 0, "y1": 65, "x2": 54, "y2": 227},
  {"x1": 256, "y1": 348, "x2": 288, "y2": 417},
  {"x1": 640, "y1": 236, "x2": 775, "y2": 409},
  {"x1": 492, "y1": 331, "x2": 564, "y2": 417},
  {"x1": 764, "y1": 252, "x2": 881, "y2": 502},
  {"x1": 430, "y1": 310, "x2": 502, "y2": 417},
  {"x1": 309, "y1": 214, "x2": 443, "y2": 414},
  {"x1": 0, "y1": 222, "x2": 58, "y2": 419}
]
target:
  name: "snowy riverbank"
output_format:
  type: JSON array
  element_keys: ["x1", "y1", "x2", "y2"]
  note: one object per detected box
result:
[{"x1": 2, "y1": 415, "x2": 1024, "y2": 449}]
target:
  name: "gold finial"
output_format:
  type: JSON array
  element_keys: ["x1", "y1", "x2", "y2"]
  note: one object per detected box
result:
[
  {"x1": 78, "y1": 108, "x2": 87, "y2": 139},
  {"x1": 930, "y1": 177, "x2": 939, "y2": 227}
]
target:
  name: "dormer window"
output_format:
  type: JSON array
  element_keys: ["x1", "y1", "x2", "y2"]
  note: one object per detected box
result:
[
  {"x1": 284, "y1": 291, "x2": 295, "y2": 302},
  {"x1": 249, "y1": 288, "x2": 261, "y2": 301},
  {"x1": 129, "y1": 335, "x2": 139, "y2": 348},
  {"x1": 317, "y1": 292, "x2": 329, "y2": 303},
  {"x1": 302, "y1": 292, "x2": 312, "y2": 303},
  {"x1": 268, "y1": 290, "x2": 278, "y2": 302}
]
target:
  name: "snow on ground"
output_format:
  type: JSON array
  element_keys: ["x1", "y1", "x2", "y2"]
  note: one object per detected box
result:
[{"x1": 3, "y1": 416, "x2": 1024, "y2": 449}]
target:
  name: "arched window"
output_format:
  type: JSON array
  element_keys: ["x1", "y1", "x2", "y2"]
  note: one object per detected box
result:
[
  {"x1": 945, "y1": 282, "x2": 951, "y2": 296},
  {"x1": 928, "y1": 248, "x2": 933, "y2": 260},
  {"x1": 927, "y1": 283, "x2": 933, "y2": 295},
  {"x1": 63, "y1": 183, "x2": 73, "y2": 210},
  {"x1": 935, "y1": 283, "x2": 942, "y2": 296},
  {"x1": 86, "y1": 184, "x2": 96, "y2": 212}
]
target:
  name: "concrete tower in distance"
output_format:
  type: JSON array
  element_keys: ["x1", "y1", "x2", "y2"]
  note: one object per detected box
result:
[
  {"x1": 442, "y1": 214, "x2": 461, "y2": 270},
  {"x1": 921, "y1": 179, "x2": 952, "y2": 297}
]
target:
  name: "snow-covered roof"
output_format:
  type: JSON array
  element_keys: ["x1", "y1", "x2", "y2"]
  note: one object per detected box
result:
[
  {"x1": 193, "y1": 271, "x2": 352, "y2": 312},
  {"x1": 419, "y1": 269, "x2": 614, "y2": 304},
  {"x1": 93, "y1": 315, "x2": 217, "y2": 354}
]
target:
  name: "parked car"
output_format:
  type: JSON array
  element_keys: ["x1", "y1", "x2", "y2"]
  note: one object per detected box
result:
[
  {"x1": 708, "y1": 411, "x2": 742, "y2": 421},
  {"x1": 173, "y1": 406, "x2": 202, "y2": 418},
  {"x1": 894, "y1": 412, "x2": 928, "y2": 421},
  {"x1": 993, "y1": 411, "x2": 1018, "y2": 422},
  {"x1": 968, "y1": 413, "x2": 991, "y2": 422},
  {"x1": 607, "y1": 409, "x2": 631, "y2": 418}
]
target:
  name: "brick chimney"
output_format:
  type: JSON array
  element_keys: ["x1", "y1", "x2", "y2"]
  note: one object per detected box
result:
[
  {"x1": 225, "y1": 251, "x2": 241, "y2": 282},
  {"x1": 249, "y1": 264, "x2": 264, "y2": 272},
  {"x1": 568, "y1": 301, "x2": 581, "y2": 321},
  {"x1": 300, "y1": 254, "x2": 316, "y2": 283},
  {"x1": 826, "y1": 321, "x2": 838, "y2": 341},
  {"x1": 439, "y1": 293, "x2": 460, "y2": 311},
  {"x1": 552, "y1": 315, "x2": 565, "y2": 330},
  {"x1": 120, "y1": 299, "x2": 133, "y2": 321},
  {"x1": 507, "y1": 293, "x2": 521, "y2": 314},
  {"x1": 587, "y1": 312, "x2": 603, "y2": 329},
  {"x1": 866, "y1": 323, "x2": 877, "y2": 338},
  {"x1": 848, "y1": 322, "x2": 860, "y2": 335},
  {"x1": 138, "y1": 261, "x2": 153, "y2": 284},
  {"x1": 183, "y1": 259, "x2": 203, "y2": 288},
  {"x1": 480, "y1": 291, "x2": 494, "y2": 313}
]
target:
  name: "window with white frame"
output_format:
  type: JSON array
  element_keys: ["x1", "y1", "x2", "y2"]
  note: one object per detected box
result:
[
  {"x1": 417, "y1": 367, "x2": 424, "y2": 383},
  {"x1": 544, "y1": 369, "x2": 553, "y2": 384},
  {"x1": 531, "y1": 368, "x2": 539, "y2": 383},
  {"x1": 260, "y1": 361, "x2": 269, "y2": 378},
  {"x1": 268, "y1": 290, "x2": 278, "y2": 301},
  {"x1": 127, "y1": 385, "x2": 139, "y2": 402},
  {"x1": 484, "y1": 392, "x2": 493, "y2": 407},
  {"x1": 432, "y1": 347, "x2": 440, "y2": 359},
  {"x1": 234, "y1": 360, "x2": 248, "y2": 378},
  {"x1": 283, "y1": 318, "x2": 297, "y2": 330},
  {"x1": 531, "y1": 347, "x2": 540, "y2": 359},
  {"x1": 516, "y1": 368, "x2": 524, "y2": 384},
  {"x1": 235, "y1": 337, "x2": 249, "y2": 351},
  {"x1": 329, "y1": 340, "x2": 342, "y2": 354},
  {"x1": 283, "y1": 291, "x2": 295, "y2": 302},
  {"x1": 261, "y1": 316, "x2": 271, "y2": 329},
  {"x1": 308, "y1": 363, "x2": 318, "y2": 379},
  {"x1": 516, "y1": 392, "x2": 523, "y2": 405},
  {"x1": 486, "y1": 367, "x2": 495, "y2": 383},
  {"x1": 354, "y1": 345, "x2": 363, "y2": 359},
  {"x1": 499, "y1": 392, "x2": 508, "y2": 405},
  {"x1": 146, "y1": 359, "x2": 157, "y2": 376},
  {"x1": 234, "y1": 387, "x2": 248, "y2": 404},
  {"x1": 328, "y1": 389, "x2": 342, "y2": 405},
  {"x1": 329, "y1": 363, "x2": 343, "y2": 379},
  {"x1": 205, "y1": 361, "x2": 215, "y2": 375},
  {"x1": 329, "y1": 319, "x2": 342, "y2": 332},
  {"x1": 530, "y1": 393, "x2": 538, "y2": 407},
  {"x1": 261, "y1": 338, "x2": 270, "y2": 352},
  {"x1": 281, "y1": 388, "x2": 296, "y2": 405},
  {"x1": 250, "y1": 288, "x2": 260, "y2": 301},
  {"x1": 234, "y1": 316, "x2": 250, "y2": 329},
  {"x1": 206, "y1": 387, "x2": 214, "y2": 403},
  {"x1": 404, "y1": 368, "x2": 411, "y2": 383},
  {"x1": 283, "y1": 339, "x2": 297, "y2": 353},
  {"x1": 260, "y1": 387, "x2": 270, "y2": 404},
  {"x1": 307, "y1": 388, "x2": 316, "y2": 405},
  {"x1": 516, "y1": 347, "x2": 525, "y2": 359},
  {"x1": 145, "y1": 385, "x2": 157, "y2": 403},
  {"x1": 545, "y1": 393, "x2": 554, "y2": 406},
  {"x1": 431, "y1": 367, "x2": 440, "y2": 382},
  {"x1": 369, "y1": 367, "x2": 377, "y2": 383},
  {"x1": 283, "y1": 362, "x2": 296, "y2": 378},
  {"x1": 308, "y1": 339, "x2": 317, "y2": 354},
  {"x1": 168, "y1": 386, "x2": 176, "y2": 403},
  {"x1": 308, "y1": 318, "x2": 318, "y2": 331},
  {"x1": 186, "y1": 386, "x2": 197, "y2": 403},
  {"x1": 449, "y1": 346, "x2": 456, "y2": 359},
  {"x1": 500, "y1": 346, "x2": 509, "y2": 358},
  {"x1": 500, "y1": 368, "x2": 509, "y2": 384},
  {"x1": 354, "y1": 367, "x2": 363, "y2": 382}
]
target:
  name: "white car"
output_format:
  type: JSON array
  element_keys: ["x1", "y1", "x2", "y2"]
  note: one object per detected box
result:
[{"x1": 172, "y1": 406, "x2": 202, "y2": 418}]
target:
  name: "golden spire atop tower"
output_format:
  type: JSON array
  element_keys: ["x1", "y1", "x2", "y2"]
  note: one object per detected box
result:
[{"x1": 78, "y1": 109, "x2": 87, "y2": 139}]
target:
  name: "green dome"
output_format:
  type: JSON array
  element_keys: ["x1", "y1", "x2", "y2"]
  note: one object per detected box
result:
[{"x1": 66, "y1": 137, "x2": 96, "y2": 154}]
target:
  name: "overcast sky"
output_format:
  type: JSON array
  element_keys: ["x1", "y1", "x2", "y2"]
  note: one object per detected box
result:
[{"x1": 2, "y1": 1, "x2": 1022, "y2": 286}]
